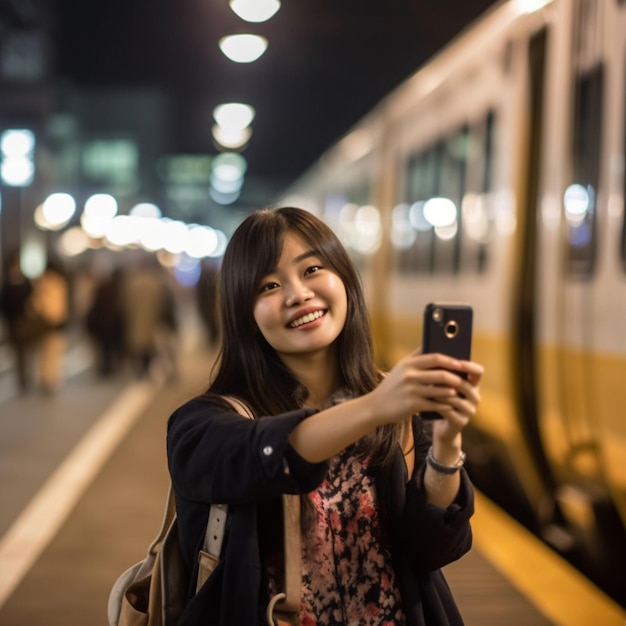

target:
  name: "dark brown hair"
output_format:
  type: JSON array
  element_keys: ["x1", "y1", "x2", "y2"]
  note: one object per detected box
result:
[{"x1": 206, "y1": 206, "x2": 405, "y2": 467}]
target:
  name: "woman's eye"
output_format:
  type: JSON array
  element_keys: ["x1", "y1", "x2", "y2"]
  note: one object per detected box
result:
[
  {"x1": 305, "y1": 265, "x2": 322, "y2": 276},
  {"x1": 259, "y1": 281, "x2": 279, "y2": 293}
]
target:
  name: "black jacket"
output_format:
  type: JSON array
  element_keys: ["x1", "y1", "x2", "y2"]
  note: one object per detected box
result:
[{"x1": 167, "y1": 397, "x2": 474, "y2": 625}]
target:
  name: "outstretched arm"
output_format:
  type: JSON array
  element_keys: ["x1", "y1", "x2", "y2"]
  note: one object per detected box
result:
[{"x1": 288, "y1": 351, "x2": 483, "y2": 501}]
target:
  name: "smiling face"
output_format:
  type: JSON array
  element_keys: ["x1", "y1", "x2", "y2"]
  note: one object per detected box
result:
[{"x1": 253, "y1": 231, "x2": 348, "y2": 363}]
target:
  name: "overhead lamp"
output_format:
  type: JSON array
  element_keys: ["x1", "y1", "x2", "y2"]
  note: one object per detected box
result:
[
  {"x1": 219, "y1": 34, "x2": 268, "y2": 63},
  {"x1": 130, "y1": 202, "x2": 162, "y2": 218},
  {"x1": 58, "y1": 227, "x2": 90, "y2": 257},
  {"x1": 1, "y1": 128, "x2": 35, "y2": 186},
  {"x1": 209, "y1": 187, "x2": 241, "y2": 205},
  {"x1": 210, "y1": 173, "x2": 243, "y2": 194},
  {"x1": 213, "y1": 103, "x2": 255, "y2": 131},
  {"x1": 80, "y1": 193, "x2": 119, "y2": 237},
  {"x1": 105, "y1": 215, "x2": 140, "y2": 247},
  {"x1": 41, "y1": 192, "x2": 76, "y2": 230},
  {"x1": 84, "y1": 193, "x2": 118, "y2": 219},
  {"x1": 212, "y1": 152, "x2": 247, "y2": 183},
  {"x1": 212, "y1": 124, "x2": 252, "y2": 150},
  {"x1": 186, "y1": 226, "x2": 219, "y2": 259},
  {"x1": 229, "y1": 0, "x2": 280, "y2": 23}
]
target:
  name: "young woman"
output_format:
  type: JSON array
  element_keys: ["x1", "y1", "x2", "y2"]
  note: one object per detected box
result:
[{"x1": 167, "y1": 206, "x2": 484, "y2": 625}]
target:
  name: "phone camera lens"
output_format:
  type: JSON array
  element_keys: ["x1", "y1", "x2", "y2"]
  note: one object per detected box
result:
[{"x1": 445, "y1": 320, "x2": 459, "y2": 338}]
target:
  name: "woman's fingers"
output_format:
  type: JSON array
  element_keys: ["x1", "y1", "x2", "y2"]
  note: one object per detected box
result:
[
  {"x1": 376, "y1": 352, "x2": 483, "y2": 424},
  {"x1": 442, "y1": 394, "x2": 477, "y2": 419},
  {"x1": 412, "y1": 351, "x2": 463, "y2": 371},
  {"x1": 424, "y1": 359, "x2": 482, "y2": 426},
  {"x1": 410, "y1": 354, "x2": 483, "y2": 386}
]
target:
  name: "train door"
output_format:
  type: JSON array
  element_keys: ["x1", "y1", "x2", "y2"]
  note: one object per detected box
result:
[{"x1": 510, "y1": 24, "x2": 557, "y2": 523}]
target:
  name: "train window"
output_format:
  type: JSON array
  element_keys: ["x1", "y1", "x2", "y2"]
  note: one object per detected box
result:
[
  {"x1": 431, "y1": 127, "x2": 467, "y2": 273},
  {"x1": 397, "y1": 149, "x2": 438, "y2": 274},
  {"x1": 566, "y1": 65, "x2": 603, "y2": 278},
  {"x1": 397, "y1": 114, "x2": 498, "y2": 276},
  {"x1": 478, "y1": 110, "x2": 496, "y2": 273},
  {"x1": 325, "y1": 182, "x2": 375, "y2": 271},
  {"x1": 483, "y1": 111, "x2": 495, "y2": 195},
  {"x1": 459, "y1": 111, "x2": 497, "y2": 274},
  {"x1": 402, "y1": 130, "x2": 467, "y2": 275}
]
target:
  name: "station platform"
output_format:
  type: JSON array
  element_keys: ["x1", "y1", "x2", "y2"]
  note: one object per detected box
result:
[{"x1": 0, "y1": 332, "x2": 624, "y2": 626}]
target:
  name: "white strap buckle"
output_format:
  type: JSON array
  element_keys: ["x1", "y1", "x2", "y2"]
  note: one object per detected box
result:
[{"x1": 205, "y1": 502, "x2": 228, "y2": 556}]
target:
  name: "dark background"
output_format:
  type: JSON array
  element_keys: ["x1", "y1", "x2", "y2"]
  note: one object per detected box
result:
[{"x1": 50, "y1": 0, "x2": 500, "y2": 199}]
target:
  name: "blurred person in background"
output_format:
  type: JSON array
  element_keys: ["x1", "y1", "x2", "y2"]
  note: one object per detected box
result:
[
  {"x1": 85, "y1": 267, "x2": 125, "y2": 377},
  {"x1": 30, "y1": 259, "x2": 70, "y2": 394},
  {"x1": 196, "y1": 259, "x2": 220, "y2": 348},
  {"x1": 0, "y1": 254, "x2": 39, "y2": 393},
  {"x1": 155, "y1": 272, "x2": 180, "y2": 382},
  {"x1": 121, "y1": 254, "x2": 178, "y2": 380}
]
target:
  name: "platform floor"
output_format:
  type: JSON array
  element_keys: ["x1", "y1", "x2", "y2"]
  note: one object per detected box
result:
[{"x1": 0, "y1": 334, "x2": 623, "y2": 625}]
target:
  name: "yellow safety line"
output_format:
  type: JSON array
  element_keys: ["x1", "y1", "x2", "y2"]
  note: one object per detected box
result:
[{"x1": 472, "y1": 491, "x2": 626, "y2": 625}]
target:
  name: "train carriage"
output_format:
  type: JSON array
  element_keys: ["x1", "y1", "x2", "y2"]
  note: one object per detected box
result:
[{"x1": 281, "y1": 0, "x2": 626, "y2": 607}]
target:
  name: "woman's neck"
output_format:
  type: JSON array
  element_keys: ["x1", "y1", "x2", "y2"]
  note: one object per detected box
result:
[{"x1": 281, "y1": 348, "x2": 340, "y2": 410}]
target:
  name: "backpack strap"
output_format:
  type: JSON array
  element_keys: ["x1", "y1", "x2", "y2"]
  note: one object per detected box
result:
[
  {"x1": 221, "y1": 395, "x2": 302, "y2": 624},
  {"x1": 195, "y1": 501, "x2": 228, "y2": 592},
  {"x1": 147, "y1": 482, "x2": 177, "y2": 557},
  {"x1": 281, "y1": 494, "x2": 302, "y2": 609},
  {"x1": 265, "y1": 493, "x2": 301, "y2": 625},
  {"x1": 203, "y1": 503, "x2": 228, "y2": 557},
  {"x1": 197, "y1": 396, "x2": 254, "y2": 568}
]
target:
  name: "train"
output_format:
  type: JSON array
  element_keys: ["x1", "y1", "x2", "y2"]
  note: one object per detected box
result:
[{"x1": 279, "y1": 0, "x2": 626, "y2": 608}]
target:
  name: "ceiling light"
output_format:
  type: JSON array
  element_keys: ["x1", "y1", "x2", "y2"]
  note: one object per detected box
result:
[
  {"x1": 84, "y1": 193, "x2": 118, "y2": 219},
  {"x1": 219, "y1": 34, "x2": 268, "y2": 63},
  {"x1": 213, "y1": 103, "x2": 255, "y2": 131},
  {"x1": 42, "y1": 192, "x2": 76, "y2": 229},
  {"x1": 210, "y1": 188, "x2": 241, "y2": 205},
  {"x1": 212, "y1": 124, "x2": 252, "y2": 150},
  {"x1": 129, "y1": 202, "x2": 162, "y2": 218},
  {"x1": 210, "y1": 173, "x2": 243, "y2": 194},
  {"x1": 1, "y1": 128, "x2": 35, "y2": 186},
  {"x1": 211, "y1": 152, "x2": 247, "y2": 183},
  {"x1": 229, "y1": 0, "x2": 280, "y2": 23}
]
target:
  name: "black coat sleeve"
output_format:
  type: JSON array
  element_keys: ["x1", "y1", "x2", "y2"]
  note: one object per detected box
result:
[
  {"x1": 383, "y1": 420, "x2": 474, "y2": 576},
  {"x1": 403, "y1": 463, "x2": 474, "y2": 573},
  {"x1": 382, "y1": 423, "x2": 474, "y2": 625},
  {"x1": 167, "y1": 397, "x2": 328, "y2": 505}
]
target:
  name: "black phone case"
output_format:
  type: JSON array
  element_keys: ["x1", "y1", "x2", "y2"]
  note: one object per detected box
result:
[{"x1": 421, "y1": 303, "x2": 473, "y2": 420}]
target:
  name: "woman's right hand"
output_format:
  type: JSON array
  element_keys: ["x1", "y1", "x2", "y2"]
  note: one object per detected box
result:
[{"x1": 369, "y1": 350, "x2": 470, "y2": 425}]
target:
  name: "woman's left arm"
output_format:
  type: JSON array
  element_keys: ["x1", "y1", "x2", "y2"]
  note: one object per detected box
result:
[
  {"x1": 403, "y1": 462, "x2": 475, "y2": 572},
  {"x1": 398, "y1": 359, "x2": 482, "y2": 571},
  {"x1": 422, "y1": 359, "x2": 483, "y2": 508},
  {"x1": 383, "y1": 437, "x2": 475, "y2": 573}
]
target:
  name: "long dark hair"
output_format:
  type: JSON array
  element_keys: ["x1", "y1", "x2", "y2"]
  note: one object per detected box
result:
[{"x1": 206, "y1": 206, "x2": 405, "y2": 467}]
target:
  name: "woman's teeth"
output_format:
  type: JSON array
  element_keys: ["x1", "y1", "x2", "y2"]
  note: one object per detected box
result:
[{"x1": 289, "y1": 310, "x2": 325, "y2": 328}]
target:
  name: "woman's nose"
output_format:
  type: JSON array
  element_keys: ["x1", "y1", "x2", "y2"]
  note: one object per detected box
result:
[{"x1": 284, "y1": 280, "x2": 314, "y2": 306}]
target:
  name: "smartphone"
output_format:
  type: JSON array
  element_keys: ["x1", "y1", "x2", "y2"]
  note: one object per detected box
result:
[{"x1": 420, "y1": 302, "x2": 473, "y2": 419}]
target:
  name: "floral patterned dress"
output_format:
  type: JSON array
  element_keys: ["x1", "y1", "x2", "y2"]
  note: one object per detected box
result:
[{"x1": 293, "y1": 445, "x2": 406, "y2": 625}]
